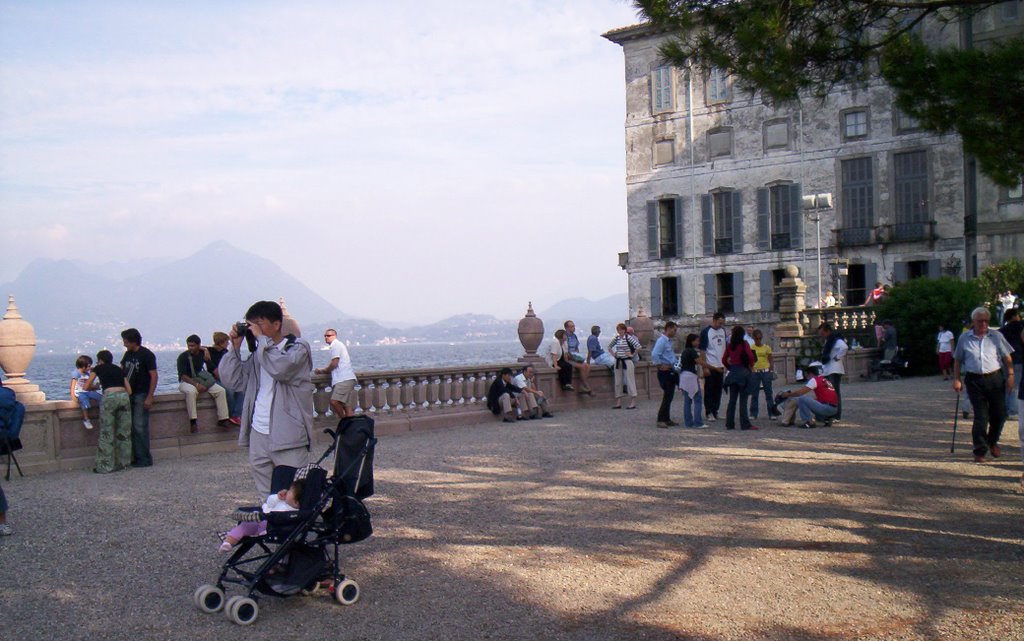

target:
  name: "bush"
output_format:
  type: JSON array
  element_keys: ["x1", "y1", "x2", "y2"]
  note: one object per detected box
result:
[
  {"x1": 976, "y1": 258, "x2": 1024, "y2": 311},
  {"x1": 872, "y1": 277, "x2": 983, "y2": 376}
]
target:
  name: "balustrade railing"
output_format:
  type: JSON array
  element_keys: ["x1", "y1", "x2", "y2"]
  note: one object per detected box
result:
[{"x1": 311, "y1": 363, "x2": 521, "y2": 419}]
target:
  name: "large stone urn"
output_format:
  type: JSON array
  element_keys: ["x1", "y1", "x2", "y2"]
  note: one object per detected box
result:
[
  {"x1": 0, "y1": 295, "x2": 46, "y2": 401},
  {"x1": 517, "y1": 302, "x2": 545, "y2": 364},
  {"x1": 280, "y1": 297, "x2": 302, "y2": 338},
  {"x1": 628, "y1": 305, "x2": 655, "y2": 355}
]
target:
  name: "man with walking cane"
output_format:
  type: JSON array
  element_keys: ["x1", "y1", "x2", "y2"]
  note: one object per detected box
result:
[{"x1": 952, "y1": 307, "x2": 1015, "y2": 463}]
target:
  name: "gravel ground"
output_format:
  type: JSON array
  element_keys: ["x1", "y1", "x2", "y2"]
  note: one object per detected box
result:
[{"x1": 1, "y1": 376, "x2": 1023, "y2": 641}]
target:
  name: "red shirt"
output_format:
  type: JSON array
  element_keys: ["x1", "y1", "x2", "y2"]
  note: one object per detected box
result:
[
  {"x1": 807, "y1": 375, "x2": 838, "y2": 405},
  {"x1": 723, "y1": 341, "x2": 755, "y2": 369}
]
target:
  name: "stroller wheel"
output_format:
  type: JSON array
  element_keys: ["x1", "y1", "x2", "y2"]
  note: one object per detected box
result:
[
  {"x1": 194, "y1": 585, "x2": 224, "y2": 613},
  {"x1": 222, "y1": 596, "x2": 242, "y2": 620},
  {"x1": 227, "y1": 596, "x2": 259, "y2": 625},
  {"x1": 334, "y1": 578, "x2": 360, "y2": 606}
]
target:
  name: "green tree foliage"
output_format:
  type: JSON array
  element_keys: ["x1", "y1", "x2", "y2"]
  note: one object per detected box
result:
[
  {"x1": 975, "y1": 258, "x2": 1024, "y2": 308},
  {"x1": 634, "y1": 0, "x2": 1024, "y2": 185},
  {"x1": 873, "y1": 277, "x2": 983, "y2": 376}
]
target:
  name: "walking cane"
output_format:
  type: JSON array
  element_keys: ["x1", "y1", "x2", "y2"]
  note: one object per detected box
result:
[{"x1": 950, "y1": 391, "x2": 960, "y2": 454}]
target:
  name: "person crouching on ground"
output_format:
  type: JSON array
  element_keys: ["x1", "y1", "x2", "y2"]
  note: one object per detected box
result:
[
  {"x1": 778, "y1": 361, "x2": 838, "y2": 429},
  {"x1": 487, "y1": 368, "x2": 524, "y2": 422},
  {"x1": 953, "y1": 306, "x2": 1014, "y2": 463}
]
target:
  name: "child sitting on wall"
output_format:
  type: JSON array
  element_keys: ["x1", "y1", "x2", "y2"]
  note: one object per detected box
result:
[{"x1": 71, "y1": 355, "x2": 104, "y2": 429}]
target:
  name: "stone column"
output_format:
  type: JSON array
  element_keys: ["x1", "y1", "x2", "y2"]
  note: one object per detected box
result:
[
  {"x1": 775, "y1": 265, "x2": 807, "y2": 339},
  {"x1": 517, "y1": 302, "x2": 545, "y2": 364},
  {"x1": 0, "y1": 295, "x2": 46, "y2": 402}
]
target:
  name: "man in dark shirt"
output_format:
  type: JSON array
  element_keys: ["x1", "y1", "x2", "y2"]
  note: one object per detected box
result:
[
  {"x1": 487, "y1": 368, "x2": 524, "y2": 423},
  {"x1": 176, "y1": 334, "x2": 231, "y2": 433},
  {"x1": 1000, "y1": 308, "x2": 1023, "y2": 417},
  {"x1": 120, "y1": 328, "x2": 157, "y2": 467}
]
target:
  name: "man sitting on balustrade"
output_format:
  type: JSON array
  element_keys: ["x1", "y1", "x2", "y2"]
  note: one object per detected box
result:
[
  {"x1": 513, "y1": 365, "x2": 553, "y2": 419},
  {"x1": 487, "y1": 368, "x2": 525, "y2": 423},
  {"x1": 176, "y1": 334, "x2": 232, "y2": 433},
  {"x1": 561, "y1": 320, "x2": 593, "y2": 394}
]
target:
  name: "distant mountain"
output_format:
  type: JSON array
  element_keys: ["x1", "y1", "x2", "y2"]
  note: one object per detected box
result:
[
  {"x1": 2, "y1": 241, "x2": 347, "y2": 351},
  {"x1": 538, "y1": 294, "x2": 629, "y2": 327},
  {"x1": 3, "y1": 246, "x2": 628, "y2": 353}
]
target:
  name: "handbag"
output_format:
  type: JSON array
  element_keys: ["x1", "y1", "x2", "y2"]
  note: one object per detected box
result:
[
  {"x1": 723, "y1": 365, "x2": 750, "y2": 388},
  {"x1": 188, "y1": 356, "x2": 218, "y2": 388}
]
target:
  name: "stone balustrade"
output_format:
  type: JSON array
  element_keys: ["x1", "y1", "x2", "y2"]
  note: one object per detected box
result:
[{"x1": 7, "y1": 360, "x2": 658, "y2": 476}]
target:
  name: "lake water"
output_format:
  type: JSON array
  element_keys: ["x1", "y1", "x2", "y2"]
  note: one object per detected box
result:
[{"x1": 24, "y1": 340, "x2": 524, "y2": 400}]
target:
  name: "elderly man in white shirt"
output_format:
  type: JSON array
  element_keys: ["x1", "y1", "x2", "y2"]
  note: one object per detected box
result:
[{"x1": 953, "y1": 307, "x2": 1015, "y2": 463}]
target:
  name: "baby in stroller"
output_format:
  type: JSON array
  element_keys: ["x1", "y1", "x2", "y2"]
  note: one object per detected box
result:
[
  {"x1": 195, "y1": 414, "x2": 376, "y2": 626},
  {"x1": 218, "y1": 479, "x2": 305, "y2": 552}
]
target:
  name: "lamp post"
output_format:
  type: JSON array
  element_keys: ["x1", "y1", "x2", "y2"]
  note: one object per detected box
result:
[{"x1": 802, "y1": 193, "x2": 833, "y2": 309}]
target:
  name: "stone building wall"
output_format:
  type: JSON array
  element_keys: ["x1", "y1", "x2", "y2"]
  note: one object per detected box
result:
[{"x1": 606, "y1": 9, "x2": 1022, "y2": 323}]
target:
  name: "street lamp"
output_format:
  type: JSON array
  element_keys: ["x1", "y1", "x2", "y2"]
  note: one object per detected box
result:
[{"x1": 801, "y1": 192, "x2": 833, "y2": 309}]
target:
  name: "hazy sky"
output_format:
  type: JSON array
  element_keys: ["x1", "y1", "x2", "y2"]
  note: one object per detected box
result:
[{"x1": 0, "y1": 1, "x2": 638, "y2": 324}]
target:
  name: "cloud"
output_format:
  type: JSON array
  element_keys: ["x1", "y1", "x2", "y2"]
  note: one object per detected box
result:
[{"x1": 0, "y1": 0, "x2": 639, "y2": 321}]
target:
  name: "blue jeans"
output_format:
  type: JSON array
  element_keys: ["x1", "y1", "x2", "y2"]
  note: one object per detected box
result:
[
  {"x1": 683, "y1": 389, "x2": 704, "y2": 427},
  {"x1": 129, "y1": 392, "x2": 153, "y2": 467},
  {"x1": 748, "y1": 371, "x2": 775, "y2": 418},
  {"x1": 796, "y1": 396, "x2": 838, "y2": 423},
  {"x1": 225, "y1": 387, "x2": 244, "y2": 418},
  {"x1": 76, "y1": 390, "x2": 103, "y2": 411}
]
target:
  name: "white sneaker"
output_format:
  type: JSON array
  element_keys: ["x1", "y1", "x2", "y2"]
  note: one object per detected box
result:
[
  {"x1": 83, "y1": 419, "x2": 94, "y2": 430},
  {"x1": 705, "y1": 414, "x2": 716, "y2": 423},
  {"x1": 0, "y1": 523, "x2": 12, "y2": 536}
]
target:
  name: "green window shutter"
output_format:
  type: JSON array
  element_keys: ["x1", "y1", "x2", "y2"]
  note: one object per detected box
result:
[
  {"x1": 756, "y1": 188, "x2": 770, "y2": 250},
  {"x1": 894, "y1": 261, "x2": 908, "y2": 283},
  {"x1": 701, "y1": 194, "x2": 714, "y2": 255},
  {"x1": 647, "y1": 201, "x2": 658, "y2": 260},
  {"x1": 674, "y1": 197, "x2": 685, "y2": 258},
  {"x1": 650, "y1": 278, "x2": 662, "y2": 317},
  {"x1": 789, "y1": 184, "x2": 803, "y2": 249},
  {"x1": 704, "y1": 273, "x2": 717, "y2": 314},
  {"x1": 732, "y1": 271, "x2": 745, "y2": 313},
  {"x1": 731, "y1": 190, "x2": 743, "y2": 253},
  {"x1": 759, "y1": 270, "x2": 774, "y2": 310},
  {"x1": 676, "y1": 276, "x2": 685, "y2": 315}
]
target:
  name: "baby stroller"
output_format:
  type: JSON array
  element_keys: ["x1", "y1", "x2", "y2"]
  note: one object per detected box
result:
[
  {"x1": 193, "y1": 415, "x2": 376, "y2": 625},
  {"x1": 864, "y1": 347, "x2": 909, "y2": 381}
]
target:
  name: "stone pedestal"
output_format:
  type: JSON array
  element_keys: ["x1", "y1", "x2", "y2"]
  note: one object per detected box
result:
[
  {"x1": 0, "y1": 294, "x2": 46, "y2": 401},
  {"x1": 775, "y1": 265, "x2": 807, "y2": 339},
  {"x1": 517, "y1": 302, "x2": 546, "y2": 364}
]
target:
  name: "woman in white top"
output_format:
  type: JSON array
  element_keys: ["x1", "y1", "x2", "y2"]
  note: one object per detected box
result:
[{"x1": 936, "y1": 323, "x2": 955, "y2": 380}]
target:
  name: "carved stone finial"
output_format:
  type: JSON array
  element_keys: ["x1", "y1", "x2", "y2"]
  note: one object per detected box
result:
[
  {"x1": 517, "y1": 301, "x2": 545, "y2": 364},
  {"x1": 0, "y1": 294, "x2": 45, "y2": 401}
]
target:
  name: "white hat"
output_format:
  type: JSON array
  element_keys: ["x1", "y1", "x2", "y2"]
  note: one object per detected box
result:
[{"x1": 807, "y1": 361, "x2": 824, "y2": 369}]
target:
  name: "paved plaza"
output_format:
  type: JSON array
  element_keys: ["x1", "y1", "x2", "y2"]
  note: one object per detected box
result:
[{"x1": 1, "y1": 376, "x2": 1023, "y2": 641}]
